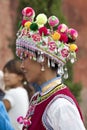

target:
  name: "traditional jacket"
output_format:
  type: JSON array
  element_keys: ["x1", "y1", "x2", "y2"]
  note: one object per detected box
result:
[{"x1": 22, "y1": 77, "x2": 83, "y2": 130}]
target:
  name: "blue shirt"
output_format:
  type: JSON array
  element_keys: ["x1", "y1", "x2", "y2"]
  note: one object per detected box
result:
[
  {"x1": 32, "y1": 83, "x2": 41, "y2": 92},
  {"x1": 0, "y1": 101, "x2": 14, "y2": 130}
]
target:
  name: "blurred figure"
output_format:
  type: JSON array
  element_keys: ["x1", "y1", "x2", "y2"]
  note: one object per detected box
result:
[
  {"x1": 0, "y1": 101, "x2": 14, "y2": 130},
  {"x1": 0, "y1": 70, "x2": 5, "y2": 100},
  {"x1": 2, "y1": 59, "x2": 32, "y2": 130}
]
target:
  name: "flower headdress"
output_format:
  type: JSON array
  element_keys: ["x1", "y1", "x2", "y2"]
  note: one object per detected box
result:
[{"x1": 16, "y1": 7, "x2": 78, "y2": 79}]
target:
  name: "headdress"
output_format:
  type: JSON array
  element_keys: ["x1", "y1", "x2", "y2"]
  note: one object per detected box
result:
[{"x1": 16, "y1": 7, "x2": 78, "y2": 78}]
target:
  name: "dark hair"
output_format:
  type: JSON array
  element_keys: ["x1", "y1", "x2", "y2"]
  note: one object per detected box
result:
[
  {"x1": 3, "y1": 59, "x2": 35, "y2": 100},
  {"x1": 3, "y1": 59, "x2": 23, "y2": 75}
]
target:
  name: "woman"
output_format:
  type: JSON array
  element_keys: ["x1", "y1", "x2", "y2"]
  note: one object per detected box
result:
[
  {"x1": 16, "y1": 7, "x2": 86, "y2": 130},
  {"x1": 2, "y1": 59, "x2": 34, "y2": 130}
]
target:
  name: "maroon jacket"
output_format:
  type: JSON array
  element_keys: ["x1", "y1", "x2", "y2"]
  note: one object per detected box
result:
[{"x1": 23, "y1": 84, "x2": 83, "y2": 130}]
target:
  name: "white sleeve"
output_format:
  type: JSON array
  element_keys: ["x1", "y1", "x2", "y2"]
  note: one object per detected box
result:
[
  {"x1": 3, "y1": 90, "x2": 15, "y2": 107},
  {"x1": 45, "y1": 98, "x2": 86, "y2": 130}
]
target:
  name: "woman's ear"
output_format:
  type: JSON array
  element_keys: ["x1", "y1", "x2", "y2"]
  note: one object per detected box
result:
[{"x1": 18, "y1": 75, "x2": 24, "y2": 82}]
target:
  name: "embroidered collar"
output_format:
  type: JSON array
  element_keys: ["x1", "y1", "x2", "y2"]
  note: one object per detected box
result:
[{"x1": 40, "y1": 76, "x2": 62, "y2": 93}]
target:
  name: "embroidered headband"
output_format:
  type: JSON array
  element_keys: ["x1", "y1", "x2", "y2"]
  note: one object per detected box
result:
[{"x1": 16, "y1": 7, "x2": 78, "y2": 77}]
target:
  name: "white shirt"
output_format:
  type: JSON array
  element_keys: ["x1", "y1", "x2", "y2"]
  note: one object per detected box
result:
[
  {"x1": 43, "y1": 98, "x2": 86, "y2": 130},
  {"x1": 4, "y1": 87, "x2": 29, "y2": 130}
]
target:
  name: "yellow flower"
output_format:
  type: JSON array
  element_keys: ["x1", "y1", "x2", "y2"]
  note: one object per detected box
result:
[
  {"x1": 51, "y1": 32, "x2": 60, "y2": 41},
  {"x1": 24, "y1": 21, "x2": 31, "y2": 28},
  {"x1": 69, "y1": 44, "x2": 78, "y2": 52}
]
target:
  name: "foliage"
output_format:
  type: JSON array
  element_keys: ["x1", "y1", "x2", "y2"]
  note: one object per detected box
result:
[
  {"x1": 64, "y1": 74, "x2": 82, "y2": 102},
  {"x1": 63, "y1": 61, "x2": 82, "y2": 102},
  {"x1": 18, "y1": 0, "x2": 66, "y2": 23}
]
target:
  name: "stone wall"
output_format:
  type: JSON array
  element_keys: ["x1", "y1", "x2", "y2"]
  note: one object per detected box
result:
[
  {"x1": 62, "y1": 0, "x2": 87, "y2": 87},
  {"x1": 0, "y1": 0, "x2": 18, "y2": 69},
  {"x1": 62, "y1": 0, "x2": 87, "y2": 127}
]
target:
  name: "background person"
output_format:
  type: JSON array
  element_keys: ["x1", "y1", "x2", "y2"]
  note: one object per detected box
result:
[{"x1": 2, "y1": 59, "x2": 30, "y2": 130}]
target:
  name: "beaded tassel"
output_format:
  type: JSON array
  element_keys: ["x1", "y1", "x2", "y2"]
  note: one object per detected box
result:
[
  {"x1": 48, "y1": 58, "x2": 50, "y2": 68},
  {"x1": 63, "y1": 67, "x2": 68, "y2": 79},
  {"x1": 37, "y1": 55, "x2": 44, "y2": 63},
  {"x1": 57, "y1": 64, "x2": 64, "y2": 76},
  {"x1": 51, "y1": 60, "x2": 55, "y2": 67}
]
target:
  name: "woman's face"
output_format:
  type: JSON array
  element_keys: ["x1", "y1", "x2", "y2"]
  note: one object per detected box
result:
[
  {"x1": 21, "y1": 57, "x2": 41, "y2": 84},
  {"x1": 3, "y1": 68, "x2": 23, "y2": 88}
]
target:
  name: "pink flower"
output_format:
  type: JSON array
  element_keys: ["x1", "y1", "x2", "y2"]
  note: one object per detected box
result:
[
  {"x1": 22, "y1": 7, "x2": 35, "y2": 18},
  {"x1": 61, "y1": 49, "x2": 69, "y2": 57},
  {"x1": 17, "y1": 116, "x2": 24, "y2": 124},
  {"x1": 17, "y1": 116, "x2": 31, "y2": 127},
  {"x1": 48, "y1": 16, "x2": 59, "y2": 27},
  {"x1": 32, "y1": 34, "x2": 41, "y2": 42},
  {"x1": 23, "y1": 118, "x2": 31, "y2": 127},
  {"x1": 57, "y1": 24, "x2": 68, "y2": 33},
  {"x1": 67, "y1": 28, "x2": 78, "y2": 40},
  {"x1": 48, "y1": 41, "x2": 56, "y2": 51}
]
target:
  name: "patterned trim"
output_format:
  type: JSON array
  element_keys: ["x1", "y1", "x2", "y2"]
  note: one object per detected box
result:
[
  {"x1": 41, "y1": 77, "x2": 62, "y2": 93},
  {"x1": 38, "y1": 84, "x2": 65, "y2": 103},
  {"x1": 42, "y1": 111, "x2": 54, "y2": 130}
]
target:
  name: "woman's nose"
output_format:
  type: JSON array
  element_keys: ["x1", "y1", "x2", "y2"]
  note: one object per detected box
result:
[{"x1": 20, "y1": 61, "x2": 24, "y2": 68}]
